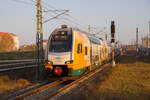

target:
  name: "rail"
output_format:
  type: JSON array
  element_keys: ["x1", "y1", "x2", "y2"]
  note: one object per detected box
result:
[
  {"x1": 0, "y1": 59, "x2": 44, "y2": 72},
  {"x1": 1, "y1": 55, "x2": 121, "y2": 100},
  {"x1": 0, "y1": 59, "x2": 38, "y2": 63},
  {"x1": 0, "y1": 50, "x2": 36, "y2": 54}
]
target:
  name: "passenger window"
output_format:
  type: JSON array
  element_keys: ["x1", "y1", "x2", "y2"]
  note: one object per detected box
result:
[
  {"x1": 77, "y1": 43, "x2": 82, "y2": 53},
  {"x1": 85, "y1": 47, "x2": 88, "y2": 55},
  {"x1": 77, "y1": 44, "x2": 80, "y2": 53},
  {"x1": 102, "y1": 48, "x2": 104, "y2": 57}
]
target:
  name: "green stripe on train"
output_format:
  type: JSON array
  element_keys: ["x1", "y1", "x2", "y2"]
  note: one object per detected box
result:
[
  {"x1": 71, "y1": 68, "x2": 84, "y2": 76},
  {"x1": 71, "y1": 66, "x2": 90, "y2": 76}
]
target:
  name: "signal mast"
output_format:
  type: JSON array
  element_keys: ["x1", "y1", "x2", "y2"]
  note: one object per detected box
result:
[{"x1": 111, "y1": 21, "x2": 116, "y2": 67}]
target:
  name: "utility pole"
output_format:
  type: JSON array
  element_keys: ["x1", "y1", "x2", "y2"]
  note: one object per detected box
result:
[
  {"x1": 148, "y1": 21, "x2": 150, "y2": 48},
  {"x1": 141, "y1": 33, "x2": 143, "y2": 49},
  {"x1": 136, "y1": 28, "x2": 138, "y2": 52},
  {"x1": 147, "y1": 34, "x2": 149, "y2": 48},
  {"x1": 88, "y1": 25, "x2": 91, "y2": 34},
  {"x1": 36, "y1": 0, "x2": 43, "y2": 81},
  {"x1": 111, "y1": 21, "x2": 116, "y2": 67},
  {"x1": 147, "y1": 33, "x2": 149, "y2": 55}
]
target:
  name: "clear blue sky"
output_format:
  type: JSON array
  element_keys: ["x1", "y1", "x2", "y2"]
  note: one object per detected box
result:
[{"x1": 0, "y1": 0, "x2": 150, "y2": 45}]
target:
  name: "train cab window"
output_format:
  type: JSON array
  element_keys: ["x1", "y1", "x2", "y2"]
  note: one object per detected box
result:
[
  {"x1": 85, "y1": 47, "x2": 88, "y2": 55},
  {"x1": 49, "y1": 30, "x2": 72, "y2": 52},
  {"x1": 77, "y1": 44, "x2": 80, "y2": 53},
  {"x1": 77, "y1": 43, "x2": 82, "y2": 53}
]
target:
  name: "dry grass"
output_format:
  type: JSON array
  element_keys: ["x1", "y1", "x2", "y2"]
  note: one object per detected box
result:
[
  {"x1": 83, "y1": 55, "x2": 150, "y2": 100},
  {"x1": 0, "y1": 76, "x2": 29, "y2": 94}
]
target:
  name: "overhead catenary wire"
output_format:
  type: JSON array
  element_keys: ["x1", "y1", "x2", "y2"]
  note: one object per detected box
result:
[
  {"x1": 42, "y1": 0, "x2": 88, "y2": 29},
  {"x1": 10, "y1": 0, "x2": 97, "y2": 35},
  {"x1": 11, "y1": 0, "x2": 36, "y2": 6},
  {"x1": 21, "y1": 0, "x2": 71, "y2": 29},
  {"x1": 37, "y1": 0, "x2": 89, "y2": 32},
  {"x1": 12, "y1": 0, "x2": 89, "y2": 32},
  {"x1": 43, "y1": 10, "x2": 69, "y2": 24}
]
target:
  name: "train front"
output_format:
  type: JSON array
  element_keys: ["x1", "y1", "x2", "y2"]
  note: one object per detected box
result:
[{"x1": 45, "y1": 25, "x2": 73, "y2": 77}]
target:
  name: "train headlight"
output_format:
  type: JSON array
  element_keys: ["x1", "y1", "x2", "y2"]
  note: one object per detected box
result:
[
  {"x1": 48, "y1": 61, "x2": 53, "y2": 64},
  {"x1": 65, "y1": 60, "x2": 73, "y2": 64}
]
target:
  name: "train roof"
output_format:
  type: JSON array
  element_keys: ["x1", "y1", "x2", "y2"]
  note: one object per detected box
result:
[
  {"x1": 72, "y1": 28, "x2": 105, "y2": 45},
  {"x1": 52, "y1": 25, "x2": 108, "y2": 45}
]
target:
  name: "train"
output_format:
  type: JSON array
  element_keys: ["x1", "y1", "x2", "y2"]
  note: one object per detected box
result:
[{"x1": 44, "y1": 25, "x2": 113, "y2": 79}]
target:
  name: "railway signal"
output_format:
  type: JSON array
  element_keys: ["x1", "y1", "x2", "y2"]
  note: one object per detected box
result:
[
  {"x1": 111, "y1": 21, "x2": 116, "y2": 67},
  {"x1": 111, "y1": 21, "x2": 115, "y2": 43}
]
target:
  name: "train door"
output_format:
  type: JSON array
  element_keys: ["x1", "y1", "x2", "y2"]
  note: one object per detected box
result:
[
  {"x1": 77, "y1": 43, "x2": 83, "y2": 66},
  {"x1": 84, "y1": 45, "x2": 89, "y2": 71},
  {"x1": 99, "y1": 47, "x2": 102, "y2": 65},
  {"x1": 90, "y1": 46, "x2": 92, "y2": 71}
]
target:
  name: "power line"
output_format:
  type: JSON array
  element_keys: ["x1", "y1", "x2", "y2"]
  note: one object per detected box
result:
[
  {"x1": 39, "y1": 0, "x2": 89, "y2": 32},
  {"x1": 43, "y1": 10, "x2": 70, "y2": 13},
  {"x1": 43, "y1": 10, "x2": 69, "y2": 24},
  {"x1": 66, "y1": 14, "x2": 88, "y2": 28},
  {"x1": 11, "y1": 0, "x2": 35, "y2": 6},
  {"x1": 11, "y1": 0, "x2": 90, "y2": 33}
]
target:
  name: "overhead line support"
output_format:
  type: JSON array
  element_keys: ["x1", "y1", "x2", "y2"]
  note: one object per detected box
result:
[
  {"x1": 36, "y1": 0, "x2": 43, "y2": 82},
  {"x1": 111, "y1": 21, "x2": 116, "y2": 67}
]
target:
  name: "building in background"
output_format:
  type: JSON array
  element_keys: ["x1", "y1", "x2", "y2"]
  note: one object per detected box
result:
[
  {"x1": 121, "y1": 44, "x2": 136, "y2": 51},
  {"x1": 0, "y1": 32, "x2": 19, "y2": 52},
  {"x1": 142, "y1": 37, "x2": 150, "y2": 48},
  {"x1": 19, "y1": 40, "x2": 47, "y2": 51}
]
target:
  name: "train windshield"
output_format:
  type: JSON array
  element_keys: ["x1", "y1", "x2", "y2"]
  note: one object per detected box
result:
[{"x1": 49, "y1": 31, "x2": 72, "y2": 52}]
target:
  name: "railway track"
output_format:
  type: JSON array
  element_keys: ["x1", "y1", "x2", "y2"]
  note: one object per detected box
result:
[
  {"x1": 1, "y1": 62, "x2": 111, "y2": 100},
  {"x1": 0, "y1": 59, "x2": 37, "y2": 65},
  {"x1": 0, "y1": 55, "x2": 120, "y2": 100},
  {"x1": 1, "y1": 80, "x2": 62, "y2": 100},
  {"x1": 10, "y1": 80, "x2": 67, "y2": 100},
  {"x1": 45, "y1": 63, "x2": 111, "y2": 100},
  {"x1": 1, "y1": 83, "x2": 42, "y2": 100},
  {"x1": 0, "y1": 59, "x2": 43, "y2": 72}
]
